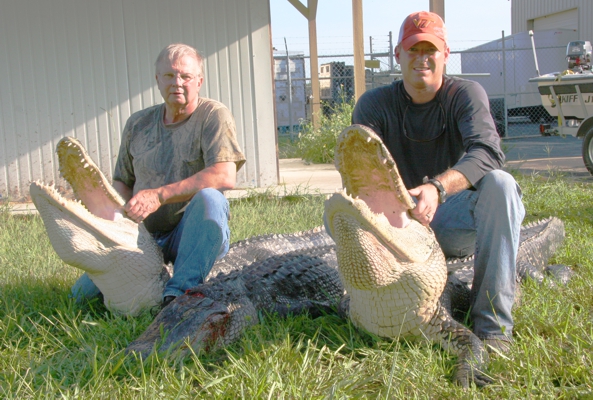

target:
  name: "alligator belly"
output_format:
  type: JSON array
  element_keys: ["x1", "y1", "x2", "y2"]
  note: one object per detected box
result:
[{"x1": 347, "y1": 285, "x2": 438, "y2": 338}]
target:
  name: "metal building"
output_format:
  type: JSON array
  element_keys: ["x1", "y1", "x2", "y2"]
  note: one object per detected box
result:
[
  {"x1": 273, "y1": 53, "x2": 307, "y2": 134},
  {"x1": 512, "y1": 0, "x2": 593, "y2": 40},
  {"x1": 0, "y1": 0, "x2": 277, "y2": 200}
]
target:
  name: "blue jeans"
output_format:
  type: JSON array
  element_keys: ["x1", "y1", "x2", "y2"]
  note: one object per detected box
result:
[
  {"x1": 70, "y1": 188, "x2": 230, "y2": 302},
  {"x1": 430, "y1": 170, "x2": 525, "y2": 340}
]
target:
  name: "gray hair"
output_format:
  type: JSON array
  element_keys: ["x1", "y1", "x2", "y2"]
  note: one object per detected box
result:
[{"x1": 155, "y1": 43, "x2": 203, "y2": 78}]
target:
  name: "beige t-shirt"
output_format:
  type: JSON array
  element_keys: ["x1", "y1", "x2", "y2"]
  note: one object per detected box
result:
[{"x1": 113, "y1": 97, "x2": 246, "y2": 233}]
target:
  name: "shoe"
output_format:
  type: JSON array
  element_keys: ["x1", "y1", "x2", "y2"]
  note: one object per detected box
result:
[
  {"x1": 161, "y1": 295, "x2": 176, "y2": 309},
  {"x1": 483, "y1": 338, "x2": 512, "y2": 354}
]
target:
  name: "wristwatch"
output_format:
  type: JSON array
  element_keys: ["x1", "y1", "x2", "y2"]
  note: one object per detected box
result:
[{"x1": 423, "y1": 176, "x2": 447, "y2": 204}]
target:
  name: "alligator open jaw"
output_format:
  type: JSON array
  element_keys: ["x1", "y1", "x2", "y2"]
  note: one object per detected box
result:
[
  {"x1": 324, "y1": 125, "x2": 491, "y2": 387},
  {"x1": 30, "y1": 137, "x2": 169, "y2": 316}
]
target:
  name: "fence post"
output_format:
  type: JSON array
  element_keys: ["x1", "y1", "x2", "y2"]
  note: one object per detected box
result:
[
  {"x1": 502, "y1": 30, "x2": 508, "y2": 136},
  {"x1": 369, "y1": 36, "x2": 374, "y2": 89},
  {"x1": 284, "y1": 38, "x2": 295, "y2": 141},
  {"x1": 389, "y1": 31, "x2": 394, "y2": 73}
]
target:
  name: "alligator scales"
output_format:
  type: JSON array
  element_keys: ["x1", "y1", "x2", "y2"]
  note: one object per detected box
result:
[{"x1": 31, "y1": 128, "x2": 567, "y2": 387}]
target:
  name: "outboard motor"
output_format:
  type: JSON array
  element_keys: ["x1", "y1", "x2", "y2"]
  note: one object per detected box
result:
[{"x1": 566, "y1": 40, "x2": 592, "y2": 71}]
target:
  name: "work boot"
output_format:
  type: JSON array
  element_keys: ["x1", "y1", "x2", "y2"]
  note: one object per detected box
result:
[{"x1": 161, "y1": 295, "x2": 176, "y2": 309}]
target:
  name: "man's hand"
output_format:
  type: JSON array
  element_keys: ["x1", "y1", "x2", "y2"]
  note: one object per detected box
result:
[
  {"x1": 408, "y1": 184, "x2": 439, "y2": 226},
  {"x1": 124, "y1": 189, "x2": 162, "y2": 223}
]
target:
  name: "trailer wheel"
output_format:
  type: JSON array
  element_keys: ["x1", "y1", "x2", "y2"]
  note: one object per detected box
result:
[{"x1": 583, "y1": 127, "x2": 593, "y2": 176}]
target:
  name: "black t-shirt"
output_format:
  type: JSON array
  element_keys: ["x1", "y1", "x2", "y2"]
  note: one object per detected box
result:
[{"x1": 352, "y1": 76, "x2": 504, "y2": 189}]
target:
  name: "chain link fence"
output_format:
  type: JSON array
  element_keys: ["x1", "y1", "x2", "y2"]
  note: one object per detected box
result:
[{"x1": 275, "y1": 32, "x2": 573, "y2": 140}]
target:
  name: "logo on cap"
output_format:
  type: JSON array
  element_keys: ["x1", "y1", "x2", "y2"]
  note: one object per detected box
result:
[{"x1": 413, "y1": 18, "x2": 435, "y2": 29}]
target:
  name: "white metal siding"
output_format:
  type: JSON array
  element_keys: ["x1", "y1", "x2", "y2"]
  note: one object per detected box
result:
[
  {"x1": 512, "y1": 0, "x2": 593, "y2": 41},
  {"x1": 0, "y1": 0, "x2": 277, "y2": 200}
]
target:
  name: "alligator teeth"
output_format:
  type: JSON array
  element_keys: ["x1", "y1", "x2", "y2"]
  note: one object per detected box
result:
[{"x1": 366, "y1": 136, "x2": 372, "y2": 143}]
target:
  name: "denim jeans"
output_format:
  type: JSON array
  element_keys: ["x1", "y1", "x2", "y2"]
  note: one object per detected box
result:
[
  {"x1": 70, "y1": 188, "x2": 230, "y2": 302},
  {"x1": 430, "y1": 170, "x2": 525, "y2": 340}
]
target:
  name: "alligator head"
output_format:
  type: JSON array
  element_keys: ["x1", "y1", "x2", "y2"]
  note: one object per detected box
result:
[
  {"x1": 324, "y1": 125, "x2": 491, "y2": 387},
  {"x1": 30, "y1": 137, "x2": 170, "y2": 316},
  {"x1": 324, "y1": 124, "x2": 447, "y2": 337}
]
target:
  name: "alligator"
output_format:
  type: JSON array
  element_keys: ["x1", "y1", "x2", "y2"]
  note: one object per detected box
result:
[
  {"x1": 30, "y1": 137, "x2": 337, "y2": 315},
  {"x1": 30, "y1": 133, "x2": 567, "y2": 387},
  {"x1": 30, "y1": 137, "x2": 171, "y2": 316}
]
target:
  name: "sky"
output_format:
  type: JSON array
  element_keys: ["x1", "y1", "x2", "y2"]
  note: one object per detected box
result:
[{"x1": 270, "y1": 0, "x2": 513, "y2": 55}]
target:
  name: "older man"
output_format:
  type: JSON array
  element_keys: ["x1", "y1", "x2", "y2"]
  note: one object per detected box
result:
[
  {"x1": 352, "y1": 11, "x2": 525, "y2": 352},
  {"x1": 72, "y1": 43, "x2": 245, "y2": 308}
]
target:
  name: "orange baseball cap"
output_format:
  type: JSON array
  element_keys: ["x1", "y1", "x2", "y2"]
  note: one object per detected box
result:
[{"x1": 397, "y1": 11, "x2": 447, "y2": 52}]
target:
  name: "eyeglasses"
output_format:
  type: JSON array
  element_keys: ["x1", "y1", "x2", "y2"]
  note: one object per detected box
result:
[
  {"x1": 158, "y1": 72, "x2": 196, "y2": 84},
  {"x1": 402, "y1": 102, "x2": 446, "y2": 142}
]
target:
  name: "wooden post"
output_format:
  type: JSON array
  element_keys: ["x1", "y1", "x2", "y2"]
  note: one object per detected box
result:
[
  {"x1": 429, "y1": 0, "x2": 445, "y2": 74},
  {"x1": 352, "y1": 0, "x2": 365, "y2": 101},
  {"x1": 429, "y1": 0, "x2": 445, "y2": 20},
  {"x1": 308, "y1": 1, "x2": 320, "y2": 129},
  {"x1": 286, "y1": 0, "x2": 320, "y2": 128}
]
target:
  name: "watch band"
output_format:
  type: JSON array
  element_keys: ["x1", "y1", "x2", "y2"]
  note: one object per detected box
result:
[{"x1": 422, "y1": 176, "x2": 447, "y2": 204}]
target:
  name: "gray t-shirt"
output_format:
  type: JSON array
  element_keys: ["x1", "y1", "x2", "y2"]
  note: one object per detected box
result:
[
  {"x1": 113, "y1": 97, "x2": 246, "y2": 233},
  {"x1": 352, "y1": 76, "x2": 504, "y2": 189}
]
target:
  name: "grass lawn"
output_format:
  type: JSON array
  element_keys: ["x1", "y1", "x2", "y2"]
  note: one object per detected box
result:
[{"x1": 1, "y1": 172, "x2": 592, "y2": 398}]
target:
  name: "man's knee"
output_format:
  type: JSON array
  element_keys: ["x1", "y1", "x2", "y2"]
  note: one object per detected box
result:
[
  {"x1": 185, "y1": 188, "x2": 229, "y2": 218},
  {"x1": 476, "y1": 170, "x2": 525, "y2": 225},
  {"x1": 191, "y1": 187, "x2": 227, "y2": 206},
  {"x1": 480, "y1": 170, "x2": 521, "y2": 197},
  {"x1": 477, "y1": 170, "x2": 524, "y2": 213}
]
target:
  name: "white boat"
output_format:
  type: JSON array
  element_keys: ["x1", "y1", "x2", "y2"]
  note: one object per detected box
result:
[
  {"x1": 529, "y1": 71, "x2": 593, "y2": 175},
  {"x1": 529, "y1": 71, "x2": 593, "y2": 130}
]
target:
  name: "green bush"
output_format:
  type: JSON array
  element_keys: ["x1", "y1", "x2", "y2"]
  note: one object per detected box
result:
[{"x1": 296, "y1": 100, "x2": 354, "y2": 164}]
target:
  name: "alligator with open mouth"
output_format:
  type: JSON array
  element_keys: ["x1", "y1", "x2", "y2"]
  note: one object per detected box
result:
[{"x1": 30, "y1": 129, "x2": 568, "y2": 387}]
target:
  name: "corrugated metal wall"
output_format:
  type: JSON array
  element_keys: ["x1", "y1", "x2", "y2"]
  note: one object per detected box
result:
[
  {"x1": 512, "y1": 0, "x2": 593, "y2": 40},
  {"x1": 0, "y1": 0, "x2": 277, "y2": 200}
]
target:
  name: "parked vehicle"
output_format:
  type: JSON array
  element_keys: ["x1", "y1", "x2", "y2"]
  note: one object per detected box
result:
[{"x1": 461, "y1": 29, "x2": 579, "y2": 136}]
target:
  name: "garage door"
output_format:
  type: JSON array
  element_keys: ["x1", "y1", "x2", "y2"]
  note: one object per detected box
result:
[{"x1": 534, "y1": 8, "x2": 578, "y2": 31}]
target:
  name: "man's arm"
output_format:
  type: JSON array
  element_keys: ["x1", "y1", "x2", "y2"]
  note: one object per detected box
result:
[
  {"x1": 122, "y1": 161, "x2": 237, "y2": 223},
  {"x1": 408, "y1": 169, "x2": 470, "y2": 226}
]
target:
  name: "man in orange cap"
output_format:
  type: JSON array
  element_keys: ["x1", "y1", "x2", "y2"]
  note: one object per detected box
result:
[{"x1": 352, "y1": 11, "x2": 525, "y2": 353}]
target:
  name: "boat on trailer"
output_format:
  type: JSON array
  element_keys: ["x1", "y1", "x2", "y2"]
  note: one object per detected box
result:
[{"x1": 528, "y1": 36, "x2": 593, "y2": 176}]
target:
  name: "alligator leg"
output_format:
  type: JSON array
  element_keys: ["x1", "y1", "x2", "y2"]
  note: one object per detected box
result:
[{"x1": 429, "y1": 304, "x2": 493, "y2": 388}]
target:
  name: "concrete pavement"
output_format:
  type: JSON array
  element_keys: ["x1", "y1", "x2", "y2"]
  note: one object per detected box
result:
[{"x1": 265, "y1": 134, "x2": 592, "y2": 196}]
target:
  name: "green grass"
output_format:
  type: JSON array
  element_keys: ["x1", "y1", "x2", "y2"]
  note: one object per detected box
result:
[{"x1": 1, "y1": 174, "x2": 592, "y2": 398}]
